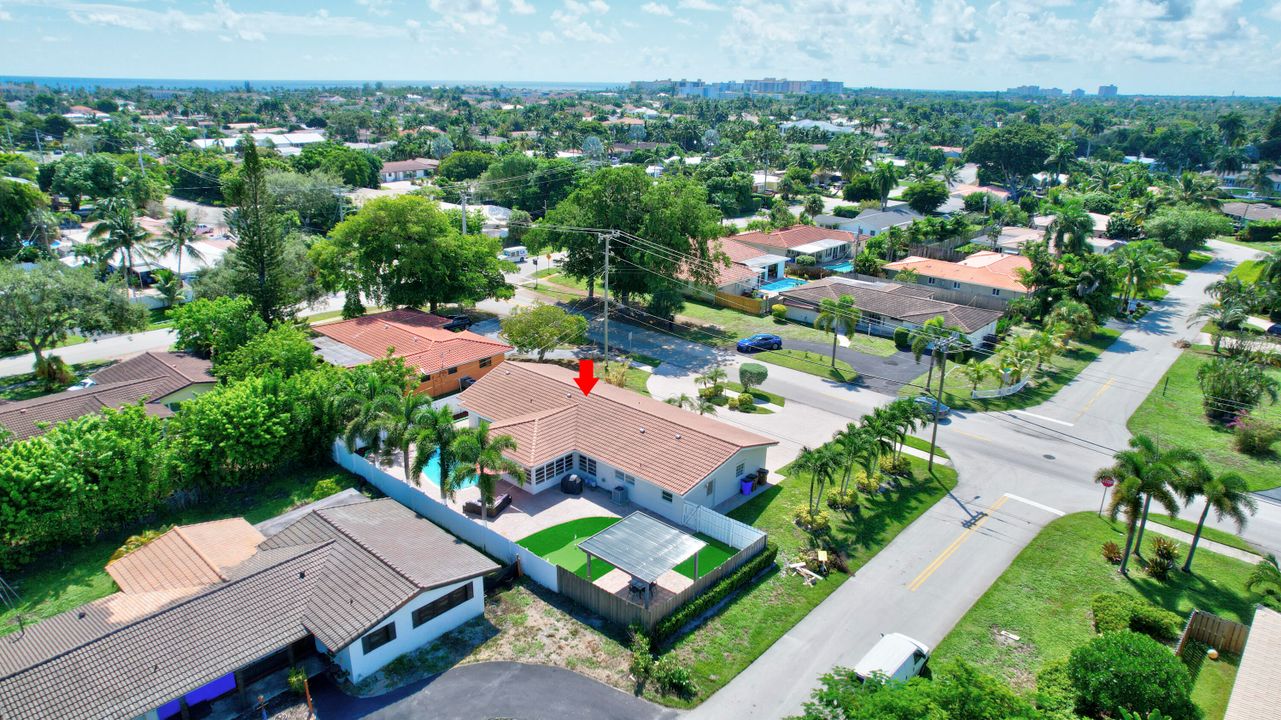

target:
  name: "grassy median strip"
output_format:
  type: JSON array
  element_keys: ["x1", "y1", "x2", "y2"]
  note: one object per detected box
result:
[{"x1": 756, "y1": 349, "x2": 859, "y2": 383}]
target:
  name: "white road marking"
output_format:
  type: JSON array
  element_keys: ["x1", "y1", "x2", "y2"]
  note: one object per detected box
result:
[
  {"x1": 1002, "y1": 493, "x2": 1066, "y2": 517},
  {"x1": 1012, "y1": 410, "x2": 1075, "y2": 427}
]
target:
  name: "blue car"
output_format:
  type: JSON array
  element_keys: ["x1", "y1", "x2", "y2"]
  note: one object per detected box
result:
[
  {"x1": 913, "y1": 395, "x2": 951, "y2": 418},
  {"x1": 737, "y1": 333, "x2": 783, "y2": 352}
]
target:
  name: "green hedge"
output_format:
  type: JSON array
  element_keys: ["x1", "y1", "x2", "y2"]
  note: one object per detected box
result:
[
  {"x1": 652, "y1": 541, "x2": 778, "y2": 645},
  {"x1": 1090, "y1": 592, "x2": 1183, "y2": 641},
  {"x1": 1241, "y1": 219, "x2": 1281, "y2": 244}
]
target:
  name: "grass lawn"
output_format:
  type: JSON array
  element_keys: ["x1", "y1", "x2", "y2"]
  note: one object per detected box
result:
[
  {"x1": 1128, "y1": 348, "x2": 1281, "y2": 491},
  {"x1": 516, "y1": 517, "x2": 737, "y2": 581},
  {"x1": 596, "y1": 362, "x2": 651, "y2": 396},
  {"x1": 0, "y1": 359, "x2": 116, "y2": 402},
  {"x1": 931, "y1": 512, "x2": 1271, "y2": 693},
  {"x1": 757, "y1": 349, "x2": 859, "y2": 383},
  {"x1": 726, "y1": 381, "x2": 786, "y2": 406},
  {"x1": 901, "y1": 434, "x2": 949, "y2": 460},
  {"x1": 146, "y1": 306, "x2": 174, "y2": 330},
  {"x1": 1180, "y1": 251, "x2": 1214, "y2": 270},
  {"x1": 898, "y1": 327, "x2": 1122, "y2": 413},
  {"x1": 1216, "y1": 234, "x2": 1281, "y2": 254},
  {"x1": 1229, "y1": 259, "x2": 1264, "y2": 285},
  {"x1": 1183, "y1": 641, "x2": 1240, "y2": 720},
  {"x1": 0, "y1": 463, "x2": 366, "y2": 636},
  {"x1": 675, "y1": 300, "x2": 898, "y2": 357},
  {"x1": 661, "y1": 454, "x2": 958, "y2": 707},
  {"x1": 1145, "y1": 513, "x2": 1261, "y2": 556}
]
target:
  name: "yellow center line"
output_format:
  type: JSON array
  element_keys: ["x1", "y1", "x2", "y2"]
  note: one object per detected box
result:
[
  {"x1": 907, "y1": 495, "x2": 1009, "y2": 592},
  {"x1": 950, "y1": 428, "x2": 991, "y2": 443},
  {"x1": 1074, "y1": 377, "x2": 1115, "y2": 421}
]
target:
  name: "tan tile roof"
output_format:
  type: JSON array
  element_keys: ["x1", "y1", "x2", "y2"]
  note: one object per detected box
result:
[
  {"x1": 779, "y1": 276, "x2": 1004, "y2": 333},
  {"x1": 1225, "y1": 606, "x2": 1281, "y2": 720},
  {"x1": 732, "y1": 225, "x2": 859, "y2": 251},
  {"x1": 458, "y1": 362, "x2": 776, "y2": 495},
  {"x1": 106, "y1": 519, "x2": 265, "y2": 594},
  {"x1": 884, "y1": 251, "x2": 1030, "y2": 292},
  {"x1": 312, "y1": 309, "x2": 512, "y2": 375}
]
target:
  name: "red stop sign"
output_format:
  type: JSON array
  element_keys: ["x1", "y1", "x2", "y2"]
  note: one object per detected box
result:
[{"x1": 1100, "y1": 477, "x2": 1115, "y2": 488}]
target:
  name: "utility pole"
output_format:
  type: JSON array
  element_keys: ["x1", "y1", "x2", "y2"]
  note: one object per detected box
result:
[
  {"x1": 602, "y1": 231, "x2": 615, "y2": 364},
  {"x1": 34, "y1": 130, "x2": 44, "y2": 164},
  {"x1": 460, "y1": 186, "x2": 470, "y2": 235}
]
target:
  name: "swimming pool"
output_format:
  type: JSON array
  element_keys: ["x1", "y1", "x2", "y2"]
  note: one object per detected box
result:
[
  {"x1": 826, "y1": 261, "x2": 854, "y2": 273},
  {"x1": 419, "y1": 449, "x2": 478, "y2": 489},
  {"x1": 760, "y1": 277, "x2": 808, "y2": 292}
]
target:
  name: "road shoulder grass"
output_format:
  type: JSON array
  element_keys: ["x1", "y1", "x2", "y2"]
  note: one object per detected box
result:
[
  {"x1": 756, "y1": 348, "x2": 859, "y2": 383},
  {"x1": 1128, "y1": 347, "x2": 1281, "y2": 491}
]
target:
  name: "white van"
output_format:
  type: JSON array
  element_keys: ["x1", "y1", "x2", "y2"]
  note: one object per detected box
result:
[
  {"x1": 853, "y1": 633, "x2": 930, "y2": 683},
  {"x1": 500, "y1": 245, "x2": 528, "y2": 262}
]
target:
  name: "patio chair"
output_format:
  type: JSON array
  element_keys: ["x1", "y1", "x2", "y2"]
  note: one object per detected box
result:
[{"x1": 463, "y1": 493, "x2": 512, "y2": 518}]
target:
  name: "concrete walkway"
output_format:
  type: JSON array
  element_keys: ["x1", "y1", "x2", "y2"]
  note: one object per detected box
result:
[{"x1": 1144, "y1": 522, "x2": 1263, "y2": 565}]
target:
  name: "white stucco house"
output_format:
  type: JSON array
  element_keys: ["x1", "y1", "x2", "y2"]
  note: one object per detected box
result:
[{"x1": 457, "y1": 362, "x2": 777, "y2": 524}]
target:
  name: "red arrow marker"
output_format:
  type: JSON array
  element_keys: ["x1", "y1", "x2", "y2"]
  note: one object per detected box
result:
[{"x1": 574, "y1": 359, "x2": 599, "y2": 396}]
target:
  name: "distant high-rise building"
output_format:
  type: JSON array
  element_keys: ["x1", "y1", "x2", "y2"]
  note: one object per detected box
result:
[
  {"x1": 1070, "y1": 88, "x2": 1085, "y2": 98},
  {"x1": 1007, "y1": 85, "x2": 1041, "y2": 97},
  {"x1": 669, "y1": 78, "x2": 843, "y2": 98},
  {"x1": 1098, "y1": 84, "x2": 1118, "y2": 96}
]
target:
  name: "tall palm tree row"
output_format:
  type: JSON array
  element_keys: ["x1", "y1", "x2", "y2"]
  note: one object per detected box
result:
[{"x1": 1099, "y1": 435, "x2": 1197, "y2": 575}]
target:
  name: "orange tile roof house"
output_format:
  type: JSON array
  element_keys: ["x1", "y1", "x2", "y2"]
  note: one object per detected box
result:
[
  {"x1": 459, "y1": 362, "x2": 777, "y2": 523},
  {"x1": 312, "y1": 309, "x2": 512, "y2": 396},
  {"x1": 0, "y1": 351, "x2": 215, "y2": 440},
  {"x1": 0, "y1": 498, "x2": 497, "y2": 720},
  {"x1": 884, "y1": 251, "x2": 1032, "y2": 298},
  {"x1": 682, "y1": 238, "x2": 789, "y2": 294},
  {"x1": 732, "y1": 225, "x2": 860, "y2": 264}
]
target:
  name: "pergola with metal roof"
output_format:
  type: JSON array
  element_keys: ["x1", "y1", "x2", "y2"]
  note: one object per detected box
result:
[{"x1": 578, "y1": 512, "x2": 706, "y2": 607}]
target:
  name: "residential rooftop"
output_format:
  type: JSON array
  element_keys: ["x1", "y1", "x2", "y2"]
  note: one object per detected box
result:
[{"x1": 311, "y1": 309, "x2": 512, "y2": 375}]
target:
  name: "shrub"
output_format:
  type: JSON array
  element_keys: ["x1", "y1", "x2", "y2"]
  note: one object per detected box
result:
[
  {"x1": 1242, "y1": 218, "x2": 1281, "y2": 244},
  {"x1": 651, "y1": 542, "x2": 778, "y2": 644},
  {"x1": 1101, "y1": 541, "x2": 1123, "y2": 564},
  {"x1": 1034, "y1": 659, "x2": 1078, "y2": 720},
  {"x1": 109, "y1": 526, "x2": 173, "y2": 563},
  {"x1": 287, "y1": 666, "x2": 308, "y2": 695},
  {"x1": 893, "y1": 326, "x2": 911, "y2": 348},
  {"x1": 879, "y1": 454, "x2": 911, "y2": 477},
  {"x1": 795, "y1": 254, "x2": 816, "y2": 266},
  {"x1": 629, "y1": 630, "x2": 653, "y2": 681},
  {"x1": 311, "y1": 477, "x2": 343, "y2": 501},
  {"x1": 1092, "y1": 593, "x2": 1134, "y2": 634},
  {"x1": 735, "y1": 393, "x2": 756, "y2": 411},
  {"x1": 1232, "y1": 414, "x2": 1281, "y2": 455},
  {"x1": 652, "y1": 654, "x2": 699, "y2": 697},
  {"x1": 698, "y1": 384, "x2": 724, "y2": 400},
  {"x1": 825, "y1": 488, "x2": 858, "y2": 510},
  {"x1": 1091, "y1": 592, "x2": 1183, "y2": 641},
  {"x1": 1145, "y1": 538, "x2": 1180, "y2": 581},
  {"x1": 1067, "y1": 631, "x2": 1196, "y2": 720},
  {"x1": 739, "y1": 362, "x2": 768, "y2": 391},
  {"x1": 770, "y1": 304, "x2": 787, "y2": 321},
  {"x1": 34, "y1": 355, "x2": 74, "y2": 388},
  {"x1": 794, "y1": 508, "x2": 831, "y2": 534},
  {"x1": 855, "y1": 472, "x2": 882, "y2": 494}
]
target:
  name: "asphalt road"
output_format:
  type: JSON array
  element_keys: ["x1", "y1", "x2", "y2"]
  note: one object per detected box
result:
[{"x1": 312, "y1": 662, "x2": 678, "y2": 720}]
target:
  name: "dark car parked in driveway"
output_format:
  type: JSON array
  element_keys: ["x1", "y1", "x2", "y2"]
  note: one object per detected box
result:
[
  {"x1": 736, "y1": 333, "x2": 783, "y2": 352},
  {"x1": 1268, "y1": 323, "x2": 1281, "y2": 337},
  {"x1": 442, "y1": 315, "x2": 473, "y2": 332}
]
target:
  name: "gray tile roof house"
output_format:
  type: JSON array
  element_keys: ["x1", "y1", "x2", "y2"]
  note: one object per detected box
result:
[
  {"x1": 0, "y1": 351, "x2": 215, "y2": 440},
  {"x1": 0, "y1": 498, "x2": 497, "y2": 720},
  {"x1": 848, "y1": 205, "x2": 923, "y2": 236},
  {"x1": 778, "y1": 276, "x2": 1004, "y2": 334}
]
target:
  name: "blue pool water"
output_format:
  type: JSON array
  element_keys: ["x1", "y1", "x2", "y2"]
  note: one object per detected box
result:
[
  {"x1": 420, "y1": 450, "x2": 477, "y2": 488},
  {"x1": 760, "y1": 277, "x2": 807, "y2": 292},
  {"x1": 826, "y1": 262, "x2": 854, "y2": 273}
]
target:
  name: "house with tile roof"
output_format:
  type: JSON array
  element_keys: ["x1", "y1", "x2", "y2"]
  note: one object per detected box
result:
[
  {"x1": 732, "y1": 225, "x2": 861, "y2": 264},
  {"x1": 458, "y1": 362, "x2": 777, "y2": 523},
  {"x1": 681, "y1": 238, "x2": 789, "y2": 297},
  {"x1": 0, "y1": 497, "x2": 497, "y2": 720},
  {"x1": 312, "y1": 309, "x2": 513, "y2": 396},
  {"x1": 884, "y1": 251, "x2": 1031, "y2": 299},
  {"x1": 777, "y1": 276, "x2": 1004, "y2": 346},
  {"x1": 0, "y1": 351, "x2": 215, "y2": 441},
  {"x1": 379, "y1": 158, "x2": 438, "y2": 183}
]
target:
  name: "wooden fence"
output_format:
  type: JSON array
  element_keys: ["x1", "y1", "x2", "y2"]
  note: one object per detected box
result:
[
  {"x1": 715, "y1": 290, "x2": 766, "y2": 315},
  {"x1": 1175, "y1": 610, "x2": 1251, "y2": 656},
  {"x1": 555, "y1": 533, "x2": 768, "y2": 630}
]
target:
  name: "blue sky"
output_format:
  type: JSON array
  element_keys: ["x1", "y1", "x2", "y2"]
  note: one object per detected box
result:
[{"x1": 2, "y1": 0, "x2": 1280, "y2": 95}]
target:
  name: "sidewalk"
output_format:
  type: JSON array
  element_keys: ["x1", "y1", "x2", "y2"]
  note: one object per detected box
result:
[{"x1": 1143, "y1": 523, "x2": 1262, "y2": 564}]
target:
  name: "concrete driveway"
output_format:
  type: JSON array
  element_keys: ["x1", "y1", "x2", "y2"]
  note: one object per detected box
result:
[{"x1": 312, "y1": 662, "x2": 677, "y2": 720}]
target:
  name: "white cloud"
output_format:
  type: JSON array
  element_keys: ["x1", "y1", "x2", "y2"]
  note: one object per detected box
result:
[
  {"x1": 428, "y1": 0, "x2": 501, "y2": 30},
  {"x1": 678, "y1": 0, "x2": 721, "y2": 9},
  {"x1": 642, "y1": 2, "x2": 673, "y2": 15},
  {"x1": 0, "y1": 6, "x2": 11, "y2": 22},
  {"x1": 510, "y1": 0, "x2": 536, "y2": 14},
  {"x1": 356, "y1": 0, "x2": 392, "y2": 16},
  {"x1": 549, "y1": 0, "x2": 614, "y2": 42},
  {"x1": 1268, "y1": 0, "x2": 1281, "y2": 20}
]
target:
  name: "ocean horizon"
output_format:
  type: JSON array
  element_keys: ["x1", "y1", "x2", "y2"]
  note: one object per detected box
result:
[{"x1": 0, "y1": 75, "x2": 624, "y2": 92}]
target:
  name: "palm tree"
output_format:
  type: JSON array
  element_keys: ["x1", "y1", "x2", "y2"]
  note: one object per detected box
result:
[
  {"x1": 862, "y1": 405, "x2": 900, "y2": 461},
  {"x1": 154, "y1": 209, "x2": 206, "y2": 292},
  {"x1": 995, "y1": 335, "x2": 1039, "y2": 384},
  {"x1": 1188, "y1": 301, "x2": 1248, "y2": 353},
  {"x1": 1104, "y1": 473, "x2": 1145, "y2": 576},
  {"x1": 1115, "y1": 241, "x2": 1177, "y2": 313},
  {"x1": 665, "y1": 393, "x2": 717, "y2": 416},
  {"x1": 1247, "y1": 555, "x2": 1281, "y2": 597},
  {"x1": 1103, "y1": 435, "x2": 1194, "y2": 568},
  {"x1": 1045, "y1": 141, "x2": 1076, "y2": 184},
  {"x1": 939, "y1": 164, "x2": 961, "y2": 188},
  {"x1": 1174, "y1": 461, "x2": 1256, "y2": 573},
  {"x1": 834, "y1": 424, "x2": 878, "y2": 495},
  {"x1": 1216, "y1": 111, "x2": 1246, "y2": 147},
  {"x1": 1086, "y1": 162, "x2": 1119, "y2": 192},
  {"x1": 449, "y1": 422, "x2": 526, "y2": 521},
  {"x1": 1044, "y1": 203, "x2": 1094, "y2": 256},
  {"x1": 909, "y1": 316, "x2": 952, "y2": 390},
  {"x1": 367, "y1": 390, "x2": 436, "y2": 485},
  {"x1": 337, "y1": 369, "x2": 404, "y2": 457},
  {"x1": 1212, "y1": 146, "x2": 1247, "y2": 178},
  {"x1": 885, "y1": 399, "x2": 928, "y2": 460},
  {"x1": 88, "y1": 202, "x2": 154, "y2": 295},
  {"x1": 1165, "y1": 172, "x2": 1221, "y2": 209},
  {"x1": 411, "y1": 405, "x2": 462, "y2": 499},
  {"x1": 871, "y1": 161, "x2": 897, "y2": 211},
  {"x1": 793, "y1": 444, "x2": 841, "y2": 513},
  {"x1": 958, "y1": 358, "x2": 992, "y2": 394},
  {"x1": 697, "y1": 365, "x2": 728, "y2": 389},
  {"x1": 1045, "y1": 300, "x2": 1096, "y2": 342},
  {"x1": 814, "y1": 296, "x2": 861, "y2": 368}
]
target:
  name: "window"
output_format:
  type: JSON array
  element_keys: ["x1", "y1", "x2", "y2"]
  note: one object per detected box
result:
[
  {"x1": 479, "y1": 357, "x2": 492, "y2": 368},
  {"x1": 447, "y1": 367, "x2": 458, "y2": 375},
  {"x1": 420, "y1": 373, "x2": 432, "y2": 382},
  {"x1": 735, "y1": 462, "x2": 745, "y2": 478},
  {"x1": 412, "y1": 583, "x2": 474, "y2": 627},
  {"x1": 614, "y1": 469, "x2": 637, "y2": 485},
  {"x1": 661, "y1": 490, "x2": 673, "y2": 503},
  {"x1": 578, "y1": 455, "x2": 597, "y2": 476},
  {"x1": 926, "y1": 277, "x2": 936, "y2": 285},
  {"x1": 705, "y1": 480, "x2": 715, "y2": 496},
  {"x1": 360, "y1": 622, "x2": 396, "y2": 654},
  {"x1": 952, "y1": 281, "x2": 961, "y2": 289},
  {"x1": 991, "y1": 288, "x2": 1001, "y2": 296}
]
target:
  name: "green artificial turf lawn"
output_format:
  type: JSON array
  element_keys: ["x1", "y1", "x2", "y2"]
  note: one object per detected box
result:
[
  {"x1": 1128, "y1": 348, "x2": 1281, "y2": 491},
  {"x1": 931, "y1": 512, "x2": 1270, "y2": 692}
]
